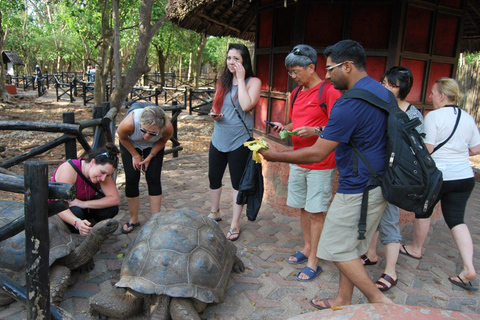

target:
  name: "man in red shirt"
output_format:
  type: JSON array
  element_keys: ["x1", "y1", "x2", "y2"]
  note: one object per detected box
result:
[{"x1": 271, "y1": 44, "x2": 342, "y2": 281}]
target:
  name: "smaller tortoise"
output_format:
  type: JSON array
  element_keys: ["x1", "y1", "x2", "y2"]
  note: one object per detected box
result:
[
  {"x1": 0, "y1": 200, "x2": 118, "y2": 305},
  {"x1": 90, "y1": 209, "x2": 245, "y2": 320}
]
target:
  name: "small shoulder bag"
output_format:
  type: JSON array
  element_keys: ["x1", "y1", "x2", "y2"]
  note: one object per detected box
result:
[
  {"x1": 432, "y1": 106, "x2": 461, "y2": 154},
  {"x1": 67, "y1": 159, "x2": 105, "y2": 198},
  {"x1": 230, "y1": 89, "x2": 253, "y2": 140}
]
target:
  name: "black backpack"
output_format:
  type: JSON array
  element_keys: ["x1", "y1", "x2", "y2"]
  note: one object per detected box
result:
[{"x1": 340, "y1": 88, "x2": 443, "y2": 240}]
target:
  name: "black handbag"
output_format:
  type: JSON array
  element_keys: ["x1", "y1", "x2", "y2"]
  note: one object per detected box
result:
[
  {"x1": 67, "y1": 159, "x2": 105, "y2": 198},
  {"x1": 230, "y1": 92, "x2": 264, "y2": 221}
]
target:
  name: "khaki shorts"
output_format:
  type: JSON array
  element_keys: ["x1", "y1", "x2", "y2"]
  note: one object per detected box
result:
[
  {"x1": 317, "y1": 187, "x2": 387, "y2": 262},
  {"x1": 286, "y1": 164, "x2": 335, "y2": 213}
]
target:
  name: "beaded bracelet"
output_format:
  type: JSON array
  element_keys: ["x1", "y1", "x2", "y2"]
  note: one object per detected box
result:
[{"x1": 74, "y1": 218, "x2": 81, "y2": 230}]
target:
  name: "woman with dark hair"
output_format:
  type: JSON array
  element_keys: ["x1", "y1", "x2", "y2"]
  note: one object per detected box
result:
[
  {"x1": 401, "y1": 77, "x2": 480, "y2": 291},
  {"x1": 360, "y1": 66, "x2": 424, "y2": 291},
  {"x1": 52, "y1": 144, "x2": 121, "y2": 236},
  {"x1": 208, "y1": 43, "x2": 261, "y2": 241}
]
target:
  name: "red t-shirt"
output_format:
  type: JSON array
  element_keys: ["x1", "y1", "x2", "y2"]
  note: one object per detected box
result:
[{"x1": 289, "y1": 81, "x2": 342, "y2": 170}]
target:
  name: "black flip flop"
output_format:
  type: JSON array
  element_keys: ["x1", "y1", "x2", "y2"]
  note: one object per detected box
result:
[
  {"x1": 121, "y1": 222, "x2": 140, "y2": 234},
  {"x1": 448, "y1": 276, "x2": 478, "y2": 291},
  {"x1": 399, "y1": 244, "x2": 422, "y2": 260}
]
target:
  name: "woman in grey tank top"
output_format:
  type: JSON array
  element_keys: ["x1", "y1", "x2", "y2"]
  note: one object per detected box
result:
[
  {"x1": 117, "y1": 105, "x2": 173, "y2": 234},
  {"x1": 208, "y1": 43, "x2": 261, "y2": 241}
]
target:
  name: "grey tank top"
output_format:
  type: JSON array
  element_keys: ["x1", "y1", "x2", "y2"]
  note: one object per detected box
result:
[
  {"x1": 128, "y1": 108, "x2": 163, "y2": 150},
  {"x1": 211, "y1": 82, "x2": 254, "y2": 152}
]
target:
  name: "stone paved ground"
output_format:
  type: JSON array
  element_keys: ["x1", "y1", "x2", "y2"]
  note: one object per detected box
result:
[{"x1": 1, "y1": 153, "x2": 479, "y2": 319}]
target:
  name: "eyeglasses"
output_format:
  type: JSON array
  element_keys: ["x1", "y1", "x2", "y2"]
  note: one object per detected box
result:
[
  {"x1": 288, "y1": 68, "x2": 305, "y2": 77},
  {"x1": 326, "y1": 61, "x2": 350, "y2": 72},
  {"x1": 291, "y1": 48, "x2": 315, "y2": 66},
  {"x1": 95, "y1": 152, "x2": 118, "y2": 162},
  {"x1": 381, "y1": 82, "x2": 399, "y2": 90},
  {"x1": 140, "y1": 127, "x2": 159, "y2": 137}
]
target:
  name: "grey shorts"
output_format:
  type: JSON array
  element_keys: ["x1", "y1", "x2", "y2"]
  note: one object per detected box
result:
[
  {"x1": 317, "y1": 187, "x2": 387, "y2": 262},
  {"x1": 286, "y1": 164, "x2": 335, "y2": 213},
  {"x1": 377, "y1": 203, "x2": 402, "y2": 245}
]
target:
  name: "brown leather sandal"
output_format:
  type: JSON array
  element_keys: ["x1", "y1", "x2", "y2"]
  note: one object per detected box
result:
[{"x1": 375, "y1": 273, "x2": 398, "y2": 291}]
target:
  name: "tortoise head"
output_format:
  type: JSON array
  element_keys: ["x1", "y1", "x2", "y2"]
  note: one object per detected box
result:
[{"x1": 91, "y1": 219, "x2": 119, "y2": 240}]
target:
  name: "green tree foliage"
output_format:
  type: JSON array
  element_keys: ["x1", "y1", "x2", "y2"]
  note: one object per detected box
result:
[{"x1": 204, "y1": 36, "x2": 250, "y2": 75}]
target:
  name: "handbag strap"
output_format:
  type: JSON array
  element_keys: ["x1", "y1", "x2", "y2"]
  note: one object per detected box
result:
[
  {"x1": 432, "y1": 106, "x2": 461, "y2": 154},
  {"x1": 67, "y1": 159, "x2": 104, "y2": 196},
  {"x1": 230, "y1": 89, "x2": 253, "y2": 138}
]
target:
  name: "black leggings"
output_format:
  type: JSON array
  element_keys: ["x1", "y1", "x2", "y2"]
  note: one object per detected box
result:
[
  {"x1": 120, "y1": 143, "x2": 165, "y2": 197},
  {"x1": 69, "y1": 205, "x2": 118, "y2": 233},
  {"x1": 209, "y1": 142, "x2": 250, "y2": 190},
  {"x1": 415, "y1": 177, "x2": 475, "y2": 229}
]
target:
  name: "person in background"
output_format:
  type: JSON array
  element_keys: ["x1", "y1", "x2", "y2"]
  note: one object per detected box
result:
[
  {"x1": 52, "y1": 145, "x2": 120, "y2": 236},
  {"x1": 117, "y1": 104, "x2": 173, "y2": 234},
  {"x1": 401, "y1": 77, "x2": 480, "y2": 291},
  {"x1": 34, "y1": 64, "x2": 42, "y2": 84},
  {"x1": 260, "y1": 40, "x2": 393, "y2": 309},
  {"x1": 207, "y1": 43, "x2": 261, "y2": 241},
  {"x1": 360, "y1": 66, "x2": 423, "y2": 291},
  {"x1": 270, "y1": 44, "x2": 341, "y2": 281}
]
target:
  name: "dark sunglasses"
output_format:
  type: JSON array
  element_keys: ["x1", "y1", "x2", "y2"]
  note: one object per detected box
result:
[
  {"x1": 140, "y1": 127, "x2": 159, "y2": 137},
  {"x1": 95, "y1": 152, "x2": 118, "y2": 162},
  {"x1": 291, "y1": 48, "x2": 315, "y2": 66}
]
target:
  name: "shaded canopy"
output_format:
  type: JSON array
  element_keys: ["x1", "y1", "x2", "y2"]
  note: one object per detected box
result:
[
  {"x1": 166, "y1": 0, "x2": 480, "y2": 52},
  {"x1": 166, "y1": 0, "x2": 256, "y2": 41}
]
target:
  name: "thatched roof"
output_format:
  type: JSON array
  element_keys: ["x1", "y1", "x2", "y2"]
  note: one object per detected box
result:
[
  {"x1": 2, "y1": 51, "x2": 25, "y2": 66},
  {"x1": 166, "y1": 0, "x2": 480, "y2": 52},
  {"x1": 166, "y1": 0, "x2": 256, "y2": 41},
  {"x1": 461, "y1": 0, "x2": 480, "y2": 52}
]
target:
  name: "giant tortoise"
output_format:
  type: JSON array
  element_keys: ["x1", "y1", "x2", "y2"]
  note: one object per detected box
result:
[
  {"x1": 0, "y1": 200, "x2": 118, "y2": 305},
  {"x1": 89, "y1": 209, "x2": 245, "y2": 320}
]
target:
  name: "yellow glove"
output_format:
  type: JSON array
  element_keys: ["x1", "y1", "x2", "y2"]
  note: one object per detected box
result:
[{"x1": 244, "y1": 138, "x2": 269, "y2": 163}]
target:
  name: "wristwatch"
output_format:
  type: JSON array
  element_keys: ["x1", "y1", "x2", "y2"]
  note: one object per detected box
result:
[
  {"x1": 150, "y1": 152, "x2": 157, "y2": 158},
  {"x1": 315, "y1": 126, "x2": 323, "y2": 135}
]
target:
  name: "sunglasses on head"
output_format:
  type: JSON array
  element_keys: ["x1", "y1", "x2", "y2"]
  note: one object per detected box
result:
[
  {"x1": 95, "y1": 152, "x2": 118, "y2": 162},
  {"x1": 140, "y1": 127, "x2": 159, "y2": 137},
  {"x1": 291, "y1": 48, "x2": 315, "y2": 66}
]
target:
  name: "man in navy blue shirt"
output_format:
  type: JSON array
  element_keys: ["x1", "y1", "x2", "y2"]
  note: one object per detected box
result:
[{"x1": 261, "y1": 40, "x2": 393, "y2": 309}]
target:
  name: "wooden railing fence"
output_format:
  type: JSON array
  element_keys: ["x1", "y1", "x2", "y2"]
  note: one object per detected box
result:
[{"x1": 0, "y1": 167, "x2": 75, "y2": 320}]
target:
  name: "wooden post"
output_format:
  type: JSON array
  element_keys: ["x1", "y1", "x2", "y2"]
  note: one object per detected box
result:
[
  {"x1": 63, "y1": 112, "x2": 76, "y2": 159},
  {"x1": 24, "y1": 161, "x2": 50, "y2": 320},
  {"x1": 92, "y1": 106, "x2": 105, "y2": 150},
  {"x1": 171, "y1": 101, "x2": 179, "y2": 158}
]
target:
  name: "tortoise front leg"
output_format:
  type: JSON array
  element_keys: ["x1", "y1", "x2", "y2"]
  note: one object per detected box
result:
[
  {"x1": 169, "y1": 297, "x2": 200, "y2": 320},
  {"x1": 89, "y1": 287, "x2": 143, "y2": 318},
  {"x1": 149, "y1": 294, "x2": 171, "y2": 320}
]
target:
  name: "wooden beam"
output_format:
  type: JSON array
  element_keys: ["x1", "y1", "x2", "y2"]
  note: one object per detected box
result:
[{"x1": 197, "y1": 13, "x2": 241, "y2": 33}]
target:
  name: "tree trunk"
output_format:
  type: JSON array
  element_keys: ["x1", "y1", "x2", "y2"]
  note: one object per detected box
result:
[
  {"x1": 187, "y1": 51, "x2": 194, "y2": 82},
  {"x1": 112, "y1": 0, "x2": 122, "y2": 89},
  {"x1": 94, "y1": 0, "x2": 112, "y2": 106},
  {"x1": 108, "y1": 0, "x2": 167, "y2": 111},
  {"x1": 156, "y1": 47, "x2": 166, "y2": 88},
  {"x1": 0, "y1": 11, "x2": 5, "y2": 98},
  {"x1": 194, "y1": 34, "x2": 207, "y2": 89}
]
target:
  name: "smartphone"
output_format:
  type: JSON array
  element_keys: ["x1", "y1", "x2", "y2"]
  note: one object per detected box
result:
[
  {"x1": 208, "y1": 112, "x2": 220, "y2": 116},
  {"x1": 264, "y1": 120, "x2": 278, "y2": 127}
]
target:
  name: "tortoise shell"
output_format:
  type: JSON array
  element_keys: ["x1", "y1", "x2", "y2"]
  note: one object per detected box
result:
[
  {"x1": 116, "y1": 209, "x2": 237, "y2": 304},
  {"x1": 0, "y1": 201, "x2": 75, "y2": 285}
]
